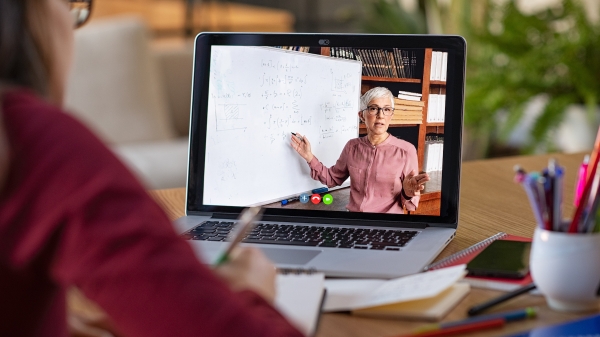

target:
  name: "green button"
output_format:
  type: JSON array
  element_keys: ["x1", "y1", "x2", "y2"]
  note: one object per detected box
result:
[{"x1": 322, "y1": 194, "x2": 333, "y2": 205}]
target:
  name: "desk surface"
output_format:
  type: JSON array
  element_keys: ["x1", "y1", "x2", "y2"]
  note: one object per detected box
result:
[{"x1": 148, "y1": 152, "x2": 596, "y2": 337}]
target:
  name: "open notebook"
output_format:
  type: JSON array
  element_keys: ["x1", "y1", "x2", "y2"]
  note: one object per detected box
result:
[
  {"x1": 323, "y1": 265, "x2": 468, "y2": 321},
  {"x1": 275, "y1": 271, "x2": 326, "y2": 336}
]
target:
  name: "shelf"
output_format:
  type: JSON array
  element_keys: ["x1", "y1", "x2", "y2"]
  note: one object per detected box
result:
[
  {"x1": 426, "y1": 125, "x2": 444, "y2": 134},
  {"x1": 359, "y1": 123, "x2": 418, "y2": 134},
  {"x1": 426, "y1": 123, "x2": 444, "y2": 127},
  {"x1": 430, "y1": 80, "x2": 446, "y2": 85},
  {"x1": 362, "y1": 76, "x2": 421, "y2": 84},
  {"x1": 419, "y1": 191, "x2": 441, "y2": 201}
]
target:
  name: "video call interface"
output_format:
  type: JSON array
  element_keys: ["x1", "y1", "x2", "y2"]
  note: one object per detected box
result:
[{"x1": 202, "y1": 45, "x2": 448, "y2": 216}]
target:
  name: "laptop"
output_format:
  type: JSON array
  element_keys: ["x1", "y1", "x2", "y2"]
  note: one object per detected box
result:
[{"x1": 175, "y1": 33, "x2": 466, "y2": 278}]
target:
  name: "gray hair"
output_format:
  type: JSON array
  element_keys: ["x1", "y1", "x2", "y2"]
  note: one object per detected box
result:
[{"x1": 359, "y1": 87, "x2": 394, "y2": 111}]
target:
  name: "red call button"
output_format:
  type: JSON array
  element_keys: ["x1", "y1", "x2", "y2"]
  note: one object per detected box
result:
[{"x1": 310, "y1": 194, "x2": 321, "y2": 204}]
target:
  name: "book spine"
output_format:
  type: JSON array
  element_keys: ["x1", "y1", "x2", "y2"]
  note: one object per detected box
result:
[{"x1": 361, "y1": 50, "x2": 374, "y2": 77}]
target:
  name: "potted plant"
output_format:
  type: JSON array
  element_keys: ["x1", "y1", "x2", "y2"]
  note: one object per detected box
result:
[{"x1": 360, "y1": 0, "x2": 600, "y2": 156}]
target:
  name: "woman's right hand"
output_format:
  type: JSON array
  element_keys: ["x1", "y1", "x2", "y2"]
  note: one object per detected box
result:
[
  {"x1": 291, "y1": 133, "x2": 314, "y2": 163},
  {"x1": 213, "y1": 247, "x2": 277, "y2": 303}
]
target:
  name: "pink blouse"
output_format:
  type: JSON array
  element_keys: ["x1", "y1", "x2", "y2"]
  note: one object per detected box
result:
[{"x1": 308, "y1": 135, "x2": 420, "y2": 213}]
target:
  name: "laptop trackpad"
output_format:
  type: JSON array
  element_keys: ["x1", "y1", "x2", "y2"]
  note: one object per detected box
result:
[{"x1": 260, "y1": 248, "x2": 321, "y2": 265}]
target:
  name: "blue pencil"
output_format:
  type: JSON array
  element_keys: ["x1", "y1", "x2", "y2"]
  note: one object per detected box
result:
[{"x1": 414, "y1": 307, "x2": 537, "y2": 334}]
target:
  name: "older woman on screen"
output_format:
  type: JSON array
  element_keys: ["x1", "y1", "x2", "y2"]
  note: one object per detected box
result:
[{"x1": 291, "y1": 87, "x2": 429, "y2": 213}]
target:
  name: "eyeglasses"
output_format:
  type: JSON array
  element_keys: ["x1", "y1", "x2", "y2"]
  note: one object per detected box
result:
[
  {"x1": 364, "y1": 106, "x2": 395, "y2": 116},
  {"x1": 69, "y1": 0, "x2": 92, "y2": 28}
]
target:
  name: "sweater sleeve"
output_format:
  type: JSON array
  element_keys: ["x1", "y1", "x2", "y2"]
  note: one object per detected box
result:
[
  {"x1": 308, "y1": 142, "x2": 350, "y2": 187},
  {"x1": 399, "y1": 146, "x2": 420, "y2": 211},
  {"x1": 3, "y1": 93, "x2": 304, "y2": 337}
]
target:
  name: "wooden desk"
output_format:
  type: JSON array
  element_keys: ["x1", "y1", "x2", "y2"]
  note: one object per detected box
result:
[{"x1": 147, "y1": 152, "x2": 595, "y2": 337}]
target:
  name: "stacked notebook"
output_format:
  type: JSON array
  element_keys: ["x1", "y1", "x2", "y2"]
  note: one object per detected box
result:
[{"x1": 424, "y1": 232, "x2": 534, "y2": 291}]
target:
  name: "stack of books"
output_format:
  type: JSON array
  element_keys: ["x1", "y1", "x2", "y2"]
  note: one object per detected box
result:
[{"x1": 392, "y1": 91, "x2": 423, "y2": 124}]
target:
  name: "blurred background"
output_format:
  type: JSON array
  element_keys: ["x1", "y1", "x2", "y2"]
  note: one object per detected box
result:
[{"x1": 69, "y1": 0, "x2": 600, "y2": 188}]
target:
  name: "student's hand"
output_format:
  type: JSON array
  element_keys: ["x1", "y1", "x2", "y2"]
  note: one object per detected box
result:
[
  {"x1": 291, "y1": 133, "x2": 314, "y2": 163},
  {"x1": 403, "y1": 170, "x2": 430, "y2": 198},
  {"x1": 214, "y1": 247, "x2": 277, "y2": 303}
]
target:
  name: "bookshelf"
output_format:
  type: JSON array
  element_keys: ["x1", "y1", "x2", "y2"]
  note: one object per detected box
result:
[{"x1": 320, "y1": 47, "x2": 444, "y2": 215}]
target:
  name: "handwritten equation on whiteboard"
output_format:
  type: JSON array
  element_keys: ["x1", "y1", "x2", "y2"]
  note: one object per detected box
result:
[{"x1": 204, "y1": 46, "x2": 362, "y2": 206}]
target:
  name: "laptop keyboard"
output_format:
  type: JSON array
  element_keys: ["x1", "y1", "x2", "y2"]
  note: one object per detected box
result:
[{"x1": 185, "y1": 221, "x2": 419, "y2": 250}]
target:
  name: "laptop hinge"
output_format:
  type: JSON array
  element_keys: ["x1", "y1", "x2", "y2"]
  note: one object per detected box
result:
[{"x1": 211, "y1": 213, "x2": 428, "y2": 229}]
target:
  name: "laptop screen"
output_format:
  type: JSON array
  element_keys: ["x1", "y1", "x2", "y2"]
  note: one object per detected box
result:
[{"x1": 188, "y1": 34, "x2": 465, "y2": 226}]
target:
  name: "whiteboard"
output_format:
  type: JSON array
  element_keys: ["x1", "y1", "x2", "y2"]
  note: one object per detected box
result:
[{"x1": 203, "y1": 46, "x2": 362, "y2": 206}]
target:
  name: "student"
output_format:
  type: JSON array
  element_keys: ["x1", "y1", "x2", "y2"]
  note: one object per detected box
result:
[
  {"x1": 0, "y1": 0, "x2": 303, "y2": 336},
  {"x1": 291, "y1": 87, "x2": 430, "y2": 213}
]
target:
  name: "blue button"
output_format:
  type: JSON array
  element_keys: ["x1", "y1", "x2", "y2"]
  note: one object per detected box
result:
[{"x1": 299, "y1": 193, "x2": 310, "y2": 204}]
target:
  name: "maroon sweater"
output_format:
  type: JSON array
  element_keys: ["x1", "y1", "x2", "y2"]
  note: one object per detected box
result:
[{"x1": 0, "y1": 90, "x2": 304, "y2": 337}]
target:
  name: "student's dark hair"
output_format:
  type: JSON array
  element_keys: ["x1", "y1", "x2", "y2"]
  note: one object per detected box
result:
[{"x1": 0, "y1": 0, "x2": 52, "y2": 96}]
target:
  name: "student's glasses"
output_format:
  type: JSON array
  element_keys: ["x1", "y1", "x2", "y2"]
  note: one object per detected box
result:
[
  {"x1": 364, "y1": 106, "x2": 395, "y2": 116},
  {"x1": 68, "y1": 0, "x2": 92, "y2": 28}
]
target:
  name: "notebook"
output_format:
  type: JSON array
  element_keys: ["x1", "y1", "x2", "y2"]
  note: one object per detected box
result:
[
  {"x1": 175, "y1": 33, "x2": 467, "y2": 278},
  {"x1": 275, "y1": 271, "x2": 326, "y2": 336},
  {"x1": 424, "y1": 232, "x2": 533, "y2": 291},
  {"x1": 323, "y1": 265, "x2": 468, "y2": 321}
]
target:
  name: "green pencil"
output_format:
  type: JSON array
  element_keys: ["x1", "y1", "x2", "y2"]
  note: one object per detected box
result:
[{"x1": 214, "y1": 207, "x2": 263, "y2": 265}]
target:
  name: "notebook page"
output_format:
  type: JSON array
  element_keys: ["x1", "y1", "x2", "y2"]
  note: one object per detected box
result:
[{"x1": 275, "y1": 273, "x2": 325, "y2": 336}]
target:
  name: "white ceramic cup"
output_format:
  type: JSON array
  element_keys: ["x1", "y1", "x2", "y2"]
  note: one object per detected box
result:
[{"x1": 530, "y1": 227, "x2": 600, "y2": 312}]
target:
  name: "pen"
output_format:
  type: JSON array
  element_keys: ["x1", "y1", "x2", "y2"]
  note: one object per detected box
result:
[
  {"x1": 312, "y1": 187, "x2": 328, "y2": 194},
  {"x1": 397, "y1": 307, "x2": 537, "y2": 337},
  {"x1": 281, "y1": 197, "x2": 299, "y2": 206},
  {"x1": 513, "y1": 165, "x2": 526, "y2": 183},
  {"x1": 575, "y1": 155, "x2": 590, "y2": 207},
  {"x1": 519, "y1": 173, "x2": 545, "y2": 228},
  {"x1": 291, "y1": 132, "x2": 304, "y2": 142},
  {"x1": 548, "y1": 159, "x2": 564, "y2": 232},
  {"x1": 214, "y1": 207, "x2": 263, "y2": 265},
  {"x1": 568, "y1": 127, "x2": 600, "y2": 233},
  {"x1": 467, "y1": 283, "x2": 537, "y2": 316}
]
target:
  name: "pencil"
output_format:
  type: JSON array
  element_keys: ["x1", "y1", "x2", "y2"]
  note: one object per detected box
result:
[
  {"x1": 395, "y1": 307, "x2": 537, "y2": 337},
  {"x1": 468, "y1": 283, "x2": 537, "y2": 316},
  {"x1": 214, "y1": 207, "x2": 262, "y2": 265}
]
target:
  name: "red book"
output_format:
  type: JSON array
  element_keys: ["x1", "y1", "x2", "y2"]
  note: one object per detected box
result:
[{"x1": 424, "y1": 233, "x2": 532, "y2": 291}]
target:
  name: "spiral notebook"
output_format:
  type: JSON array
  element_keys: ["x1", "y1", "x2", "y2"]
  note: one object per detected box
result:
[{"x1": 424, "y1": 232, "x2": 533, "y2": 291}]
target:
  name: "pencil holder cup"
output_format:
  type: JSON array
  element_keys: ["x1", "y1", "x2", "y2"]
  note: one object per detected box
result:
[{"x1": 530, "y1": 227, "x2": 600, "y2": 312}]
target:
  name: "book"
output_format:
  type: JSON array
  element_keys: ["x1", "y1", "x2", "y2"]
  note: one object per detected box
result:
[
  {"x1": 441, "y1": 52, "x2": 448, "y2": 81},
  {"x1": 424, "y1": 232, "x2": 534, "y2": 291},
  {"x1": 398, "y1": 94, "x2": 422, "y2": 101},
  {"x1": 275, "y1": 271, "x2": 326, "y2": 336},
  {"x1": 395, "y1": 98, "x2": 425, "y2": 107},
  {"x1": 507, "y1": 313, "x2": 600, "y2": 336},
  {"x1": 323, "y1": 265, "x2": 467, "y2": 321}
]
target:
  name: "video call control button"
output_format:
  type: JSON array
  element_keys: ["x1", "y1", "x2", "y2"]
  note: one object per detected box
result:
[{"x1": 299, "y1": 193, "x2": 310, "y2": 204}]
